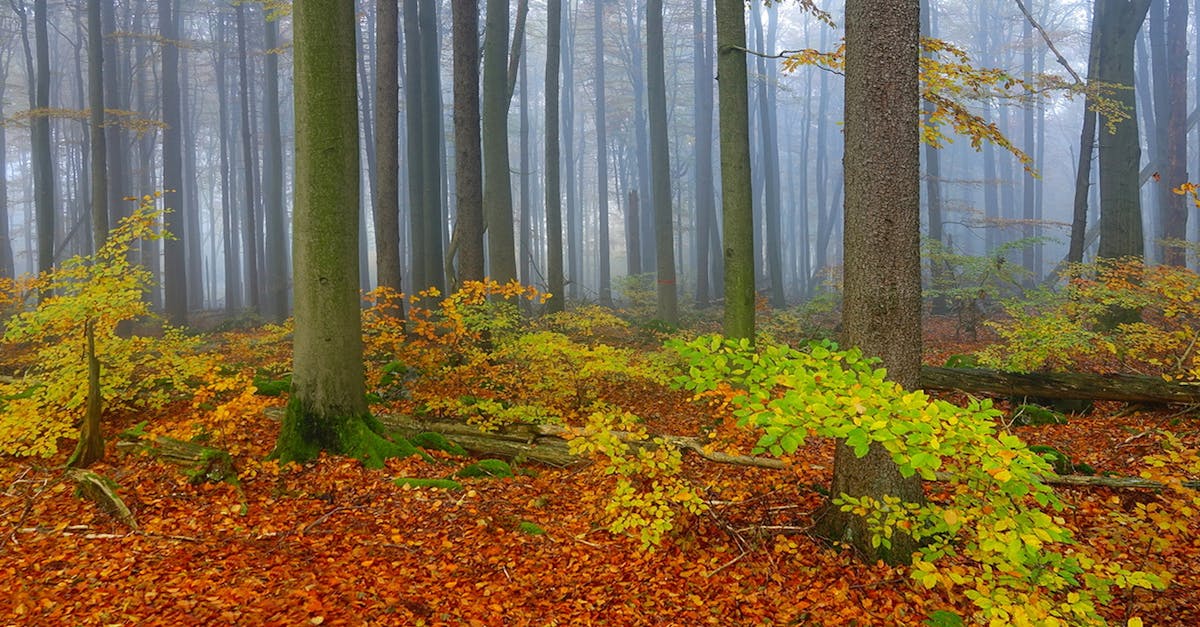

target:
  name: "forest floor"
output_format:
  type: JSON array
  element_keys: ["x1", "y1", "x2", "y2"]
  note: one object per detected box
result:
[{"x1": 1, "y1": 315, "x2": 1198, "y2": 626}]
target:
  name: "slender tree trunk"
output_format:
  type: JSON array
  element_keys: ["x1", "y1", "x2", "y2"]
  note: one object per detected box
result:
[
  {"x1": 0, "y1": 62, "x2": 11, "y2": 278},
  {"x1": 180, "y1": 41, "x2": 203, "y2": 308},
  {"x1": 1068, "y1": 3, "x2": 1102, "y2": 265},
  {"x1": 452, "y1": 0, "x2": 485, "y2": 286},
  {"x1": 716, "y1": 0, "x2": 753, "y2": 339},
  {"x1": 1021, "y1": 2, "x2": 1037, "y2": 281},
  {"x1": 519, "y1": 52, "x2": 533, "y2": 288},
  {"x1": 87, "y1": 0, "x2": 107, "y2": 251},
  {"x1": 32, "y1": 0, "x2": 55, "y2": 278},
  {"x1": 160, "y1": 0, "x2": 187, "y2": 324},
  {"x1": 647, "y1": 0, "x2": 676, "y2": 325},
  {"x1": 693, "y1": 0, "x2": 716, "y2": 307},
  {"x1": 563, "y1": 8, "x2": 580, "y2": 297},
  {"x1": 403, "y1": 0, "x2": 426, "y2": 291},
  {"x1": 544, "y1": 0, "x2": 564, "y2": 312},
  {"x1": 1158, "y1": 0, "x2": 1190, "y2": 265},
  {"x1": 214, "y1": 11, "x2": 241, "y2": 310},
  {"x1": 237, "y1": 3, "x2": 261, "y2": 312},
  {"x1": 594, "y1": 0, "x2": 611, "y2": 305},
  {"x1": 263, "y1": 16, "x2": 288, "y2": 321},
  {"x1": 482, "y1": 0, "x2": 518, "y2": 283},
  {"x1": 374, "y1": 0, "x2": 404, "y2": 294},
  {"x1": 418, "y1": 0, "x2": 445, "y2": 291}
]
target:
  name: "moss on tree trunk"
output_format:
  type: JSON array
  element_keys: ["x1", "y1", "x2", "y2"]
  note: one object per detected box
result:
[{"x1": 272, "y1": 397, "x2": 418, "y2": 469}]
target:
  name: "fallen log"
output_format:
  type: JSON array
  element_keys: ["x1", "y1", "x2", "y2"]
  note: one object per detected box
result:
[
  {"x1": 65, "y1": 468, "x2": 138, "y2": 529},
  {"x1": 375, "y1": 414, "x2": 1199, "y2": 491},
  {"x1": 920, "y1": 366, "x2": 1200, "y2": 405},
  {"x1": 116, "y1": 430, "x2": 237, "y2": 484}
]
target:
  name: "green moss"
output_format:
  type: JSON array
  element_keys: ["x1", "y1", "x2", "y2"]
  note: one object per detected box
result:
[
  {"x1": 411, "y1": 432, "x2": 468, "y2": 456},
  {"x1": 270, "y1": 397, "x2": 427, "y2": 468},
  {"x1": 1028, "y1": 445, "x2": 1076, "y2": 475},
  {"x1": 454, "y1": 458, "x2": 514, "y2": 479},
  {"x1": 1012, "y1": 404, "x2": 1067, "y2": 426},
  {"x1": 253, "y1": 374, "x2": 292, "y2": 397},
  {"x1": 395, "y1": 477, "x2": 463, "y2": 490},
  {"x1": 516, "y1": 521, "x2": 546, "y2": 536}
]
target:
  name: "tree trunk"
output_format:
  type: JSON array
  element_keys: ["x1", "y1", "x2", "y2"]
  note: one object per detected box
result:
[
  {"x1": 821, "y1": 0, "x2": 924, "y2": 566},
  {"x1": 160, "y1": 0, "x2": 187, "y2": 324},
  {"x1": 1157, "y1": 0, "x2": 1189, "y2": 265},
  {"x1": 920, "y1": 365, "x2": 1200, "y2": 404},
  {"x1": 374, "y1": 0, "x2": 404, "y2": 293},
  {"x1": 1068, "y1": 3, "x2": 1103, "y2": 266},
  {"x1": 647, "y1": 0, "x2": 677, "y2": 326},
  {"x1": 452, "y1": 0, "x2": 485, "y2": 286},
  {"x1": 275, "y1": 0, "x2": 409, "y2": 468},
  {"x1": 263, "y1": 16, "x2": 289, "y2": 322},
  {"x1": 594, "y1": 1, "x2": 612, "y2": 306},
  {"x1": 68, "y1": 320, "x2": 104, "y2": 468},
  {"x1": 237, "y1": 3, "x2": 261, "y2": 313},
  {"x1": 716, "y1": 0, "x2": 754, "y2": 339},
  {"x1": 87, "y1": 0, "x2": 108, "y2": 253},
  {"x1": 418, "y1": 0, "x2": 445, "y2": 292},
  {"x1": 543, "y1": 0, "x2": 565, "y2": 312},
  {"x1": 32, "y1": 0, "x2": 55, "y2": 279},
  {"x1": 1096, "y1": 0, "x2": 1152, "y2": 260},
  {"x1": 214, "y1": 11, "x2": 241, "y2": 311},
  {"x1": 482, "y1": 0, "x2": 518, "y2": 284}
]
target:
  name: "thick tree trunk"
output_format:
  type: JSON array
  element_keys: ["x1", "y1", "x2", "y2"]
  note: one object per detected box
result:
[
  {"x1": 418, "y1": 0, "x2": 445, "y2": 292},
  {"x1": 1096, "y1": 0, "x2": 1152, "y2": 260},
  {"x1": 275, "y1": 0, "x2": 411, "y2": 468},
  {"x1": 822, "y1": 0, "x2": 925, "y2": 566},
  {"x1": 1157, "y1": 0, "x2": 1189, "y2": 265},
  {"x1": 1068, "y1": 4, "x2": 1103, "y2": 266}
]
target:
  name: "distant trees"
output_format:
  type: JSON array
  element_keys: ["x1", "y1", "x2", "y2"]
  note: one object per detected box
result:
[{"x1": 160, "y1": 0, "x2": 186, "y2": 325}]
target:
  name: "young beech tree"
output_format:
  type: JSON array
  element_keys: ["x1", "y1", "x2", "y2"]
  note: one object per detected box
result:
[
  {"x1": 815, "y1": 0, "x2": 925, "y2": 565},
  {"x1": 272, "y1": 0, "x2": 411, "y2": 467}
]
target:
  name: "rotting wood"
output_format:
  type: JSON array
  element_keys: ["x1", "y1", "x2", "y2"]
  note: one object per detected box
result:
[
  {"x1": 116, "y1": 431, "x2": 236, "y2": 484},
  {"x1": 920, "y1": 366, "x2": 1200, "y2": 405},
  {"x1": 373, "y1": 413, "x2": 1199, "y2": 491},
  {"x1": 65, "y1": 468, "x2": 138, "y2": 529}
]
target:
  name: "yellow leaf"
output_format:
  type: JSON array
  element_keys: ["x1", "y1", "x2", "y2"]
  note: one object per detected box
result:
[{"x1": 943, "y1": 509, "x2": 960, "y2": 527}]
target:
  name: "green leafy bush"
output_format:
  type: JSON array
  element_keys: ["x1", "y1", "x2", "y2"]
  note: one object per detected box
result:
[{"x1": 672, "y1": 334, "x2": 1164, "y2": 625}]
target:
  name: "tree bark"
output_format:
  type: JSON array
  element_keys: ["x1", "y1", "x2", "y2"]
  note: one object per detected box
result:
[
  {"x1": 716, "y1": 0, "x2": 754, "y2": 339},
  {"x1": 32, "y1": 0, "x2": 55, "y2": 280},
  {"x1": 482, "y1": 0, "x2": 518, "y2": 284},
  {"x1": 920, "y1": 365, "x2": 1200, "y2": 404},
  {"x1": 1157, "y1": 0, "x2": 1189, "y2": 265},
  {"x1": 647, "y1": 0, "x2": 677, "y2": 326},
  {"x1": 594, "y1": 1, "x2": 612, "y2": 306},
  {"x1": 822, "y1": 0, "x2": 924, "y2": 566},
  {"x1": 543, "y1": 0, "x2": 565, "y2": 312},
  {"x1": 263, "y1": 16, "x2": 289, "y2": 322},
  {"x1": 452, "y1": 0, "x2": 485, "y2": 287},
  {"x1": 237, "y1": 3, "x2": 261, "y2": 313},
  {"x1": 1096, "y1": 0, "x2": 1152, "y2": 260},
  {"x1": 275, "y1": 0, "x2": 407, "y2": 467},
  {"x1": 160, "y1": 0, "x2": 187, "y2": 325},
  {"x1": 374, "y1": 0, "x2": 404, "y2": 294}
]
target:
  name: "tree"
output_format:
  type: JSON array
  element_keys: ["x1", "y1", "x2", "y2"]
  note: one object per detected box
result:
[
  {"x1": 375, "y1": 0, "x2": 404, "y2": 292},
  {"x1": 31, "y1": 0, "x2": 54, "y2": 279},
  {"x1": 647, "y1": 0, "x2": 677, "y2": 326},
  {"x1": 262, "y1": 14, "x2": 288, "y2": 322},
  {"x1": 481, "y1": 0, "x2": 518, "y2": 284},
  {"x1": 160, "y1": 0, "x2": 186, "y2": 325},
  {"x1": 0, "y1": 29, "x2": 14, "y2": 278},
  {"x1": 544, "y1": 0, "x2": 565, "y2": 313},
  {"x1": 816, "y1": 0, "x2": 925, "y2": 566},
  {"x1": 452, "y1": 0, "x2": 485, "y2": 285},
  {"x1": 1156, "y1": 0, "x2": 1189, "y2": 265},
  {"x1": 594, "y1": 0, "x2": 612, "y2": 306},
  {"x1": 237, "y1": 2, "x2": 261, "y2": 312},
  {"x1": 693, "y1": 0, "x2": 718, "y2": 307},
  {"x1": 716, "y1": 0, "x2": 753, "y2": 340},
  {"x1": 273, "y1": 0, "x2": 409, "y2": 467},
  {"x1": 1096, "y1": 0, "x2": 1152, "y2": 260}
]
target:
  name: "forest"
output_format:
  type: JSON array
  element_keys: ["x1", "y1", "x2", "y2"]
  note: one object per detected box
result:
[{"x1": 0, "y1": 0, "x2": 1199, "y2": 624}]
